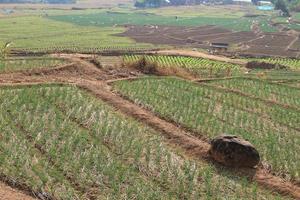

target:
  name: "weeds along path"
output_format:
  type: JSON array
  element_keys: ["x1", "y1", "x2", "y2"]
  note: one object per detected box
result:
[{"x1": 0, "y1": 57, "x2": 300, "y2": 199}]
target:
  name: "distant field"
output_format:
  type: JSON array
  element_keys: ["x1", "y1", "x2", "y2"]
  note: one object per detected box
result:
[
  {"x1": 0, "y1": 0, "x2": 132, "y2": 9},
  {"x1": 0, "y1": 84, "x2": 284, "y2": 199},
  {"x1": 143, "y1": 5, "x2": 247, "y2": 18},
  {"x1": 0, "y1": 6, "x2": 284, "y2": 54},
  {"x1": 0, "y1": 57, "x2": 67, "y2": 72},
  {"x1": 47, "y1": 9, "x2": 274, "y2": 32},
  {"x1": 113, "y1": 77, "x2": 300, "y2": 182},
  {"x1": 0, "y1": 16, "x2": 153, "y2": 52}
]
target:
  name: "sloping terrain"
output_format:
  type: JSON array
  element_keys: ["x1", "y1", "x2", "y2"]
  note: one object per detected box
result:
[{"x1": 0, "y1": 54, "x2": 299, "y2": 199}]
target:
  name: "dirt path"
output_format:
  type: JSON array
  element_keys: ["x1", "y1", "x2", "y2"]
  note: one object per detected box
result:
[
  {"x1": 285, "y1": 35, "x2": 299, "y2": 51},
  {"x1": 151, "y1": 49, "x2": 247, "y2": 65},
  {"x1": 0, "y1": 58, "x2": 300, "y2": 199},
  {"x1": 0, "y1": 182, "x2": 36, "y2": 200}
]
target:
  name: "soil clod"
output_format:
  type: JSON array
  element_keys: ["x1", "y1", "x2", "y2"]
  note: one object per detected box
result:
[{"x1": 209, "y1": 135, "x2": 260, "y2": 168}]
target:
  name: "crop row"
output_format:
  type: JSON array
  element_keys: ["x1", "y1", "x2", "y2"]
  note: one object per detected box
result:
[
  {"x1": 0, "y1": 85, "x2": 282, "y2": 199},
  {"x1": 113, "y1": 77, "x2": 300, "y2": 181},
  {"x1": 207, "y1": 77, "x2": 300, "y2": 108},
  {"x1": 246, "y1": 69, "x2": 300, "y2": 81},
  {"x1": 247, "y1": 58, "x2": 300, "y2": 69},
  {"x1": 123, "y1": 55, "x2": 241, "y2": 77},
  {"x1": 0, "y1": 16, "x2": 152, "y2": 52},
  {"x1": 14, "y1": 45, "x2": 155, "y2": 53},
  {"x1": 0, "y1": 57, "x2": 66, "y2": 73}
]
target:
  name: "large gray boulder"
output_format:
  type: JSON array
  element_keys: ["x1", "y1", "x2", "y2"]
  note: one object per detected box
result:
[{"x1": 209, "y1": 135, "x2": 260, "y2": 168}]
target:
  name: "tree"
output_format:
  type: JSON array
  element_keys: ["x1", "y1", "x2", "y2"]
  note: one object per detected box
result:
[
  {"x1": 275, "y1": 0, "x2": 290, "y2": 16},
  {"x1": 251, "y1": 0, "x2": 259, "y2": 5},
  {"x1": 135, "y1": 0, "x2": 146, "y2": 7}
]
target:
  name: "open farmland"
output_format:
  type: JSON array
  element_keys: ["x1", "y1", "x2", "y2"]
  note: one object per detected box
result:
[
  {"x1": 0, "y1": 0, "x2": 133, "y2": 9},
  {"x1": 0, "y1": 84, "x2": 286, "y2": 199},
  {"x1": 0, "y1": 2, "x2": 300, "y2": 199},
  {"x1": 245, "y1": 69, "x2": 300, "y2": 84},
  {"x1": 0, "y1": 57, "x2": 67, "y2": 72},
  {"x1": 246, "y1": 57, "x2": 300, "y2": 69},
  {"x1": 123, "y1": 55, "x2": 241, "y2": 77},
  {"x1": 119, "y1": 24, "x2": 299, "y2": 57},
  {"x1": 0, "y1": 16, "x2": 153, "y2": 53},
  {"x1": 48, "y1": 11, "x2": 255, "y2": 31},
  {"x1": 113, "y1": 77, "x2": 300, "y2": 182},
  {"x1": 0, "y1": 6, "x2": 298, "y2": 57}
]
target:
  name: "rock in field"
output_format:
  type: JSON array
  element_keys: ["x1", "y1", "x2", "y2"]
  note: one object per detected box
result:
[{"x1": 209, "y1": 135, "x2": 260, "y2": 168}]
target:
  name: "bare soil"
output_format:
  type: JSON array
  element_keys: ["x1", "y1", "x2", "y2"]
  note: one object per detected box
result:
[
  {"x1": 0, "y1": 55, "x2": 299, "y2": 199},
  {"x1": 0, "y1": 182, "x2": 35, "y2": 200},
  {"x1": 120, "y1": 25, "x2": 299, "y2": 58}
]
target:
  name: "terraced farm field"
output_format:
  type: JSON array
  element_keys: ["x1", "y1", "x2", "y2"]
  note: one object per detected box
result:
[
  {"x1": 0, "y1": 16, "x2": 153, "y2": 53},
  {"x1": 247, "y1": 58, "x2": 300, "y2": 69},
  {"x1": 246, "y1": 69, "x2": 300, "y2": 80},
  {"x1": 124, "y1": 55, "x2": 241, "y2": 77},
  {"x1": 48, "y1": 11, "x2": 254, "y2": 31},
  {"x1": 113, "y1": 77, "x2": 300, "y2": 182},
  {"x1": 0, "y1": 84, "x2": 285, "y2": 199},
  {"x1": 0, "y1": 2, "x2": 300, "y2": 199},
  {"x1": 0, "y1": 57, "x2": 67, "y2": 72}
]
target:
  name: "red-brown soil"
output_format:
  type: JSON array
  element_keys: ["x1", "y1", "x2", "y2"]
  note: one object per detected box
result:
[
  {"x1": 0, "y1": 182, "x2": 35, "y2": 200},
  {"x1": 210, "y1": 31, "x2": 257, "y2": 44},
  {"x1": 0, "y1": 55, "x2": 299, "y2": 199},
  {"x1": 119, "y1": 25, "x2": 299, "y2": 57}
]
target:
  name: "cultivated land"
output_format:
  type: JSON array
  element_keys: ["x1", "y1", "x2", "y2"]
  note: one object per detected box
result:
[
  {"x1": 0, "y1": 5, "x2": 299, "y2": 57},
  {"x1": 123, "y1": 55, "x2": 241, "y2": 77},
  {"x1": 113, "y1": 77, "x2": 300, "y2": 181},
  {"x1": 0, "y1": 15, "x2": 153, "y2": 53},
  {"x1": 0, "y1": 2, "x2": 300, "y2": 200},
  {"x1": 0, "y1": 54, "x2": 299, "y2": 200},
  {"x1": 0, "y1": 57, "x2": 67, "y2": 72},
  {"x1": 0, "y1": 84, "x2": 287, "y2": 199}
]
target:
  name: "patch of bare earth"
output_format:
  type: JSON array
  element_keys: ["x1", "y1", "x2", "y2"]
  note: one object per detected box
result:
[
  {"x1": 0, "y1": 182, "x2": 35, "y2": 200},
  {"x1": 120, "y1": 25, "x2": 299, "y2": 57},
  {"x1": 0, "y1": 55, "x2": 299, "y2": 199}
]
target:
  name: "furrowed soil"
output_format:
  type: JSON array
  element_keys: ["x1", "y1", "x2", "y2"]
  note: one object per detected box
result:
[
  {"x1": 0, "y1": 54, "x2": 299, "y2": 199},
  {"x1": 119, "y1": 25, "x2": 299, "y2": 57}
]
